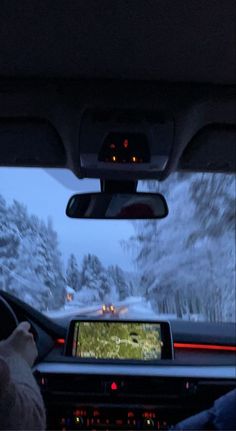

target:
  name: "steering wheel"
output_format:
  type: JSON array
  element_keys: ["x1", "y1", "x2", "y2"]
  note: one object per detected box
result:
[{"x1": 0, "y1": 296, "x2": 18, "y2": 340}]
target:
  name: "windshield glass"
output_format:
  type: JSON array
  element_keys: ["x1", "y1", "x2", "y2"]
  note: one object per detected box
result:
[{"x1": 0, "y1": 168, "x2": 235, "y2": 322}]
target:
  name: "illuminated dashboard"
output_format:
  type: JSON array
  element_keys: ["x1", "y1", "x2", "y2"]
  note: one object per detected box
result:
[
  {"x1": 34, "y1": 319, "x2": 236, "y2": 430},
  {"x1": 1, "y1": 292, "x2": 235, "y2": 431},
  {"x1": 36, "y1": 363, "x2": 236, "y2": 430}
]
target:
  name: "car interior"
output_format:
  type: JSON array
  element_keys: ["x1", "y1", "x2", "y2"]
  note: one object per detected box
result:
[{"x1": 0, "y1": 1, "x2": 236, "y2": 430}]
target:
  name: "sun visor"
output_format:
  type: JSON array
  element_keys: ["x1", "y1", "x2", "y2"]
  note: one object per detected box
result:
[
  {"x1": 77, "y1": 110, "x2": 174, "y2": 180},
  {"x1": 179, "y1": 125, "x2": 236, "y2": 173},
  {"x1": 0, "y1": 118, "x2": 66, "y2": 167}
]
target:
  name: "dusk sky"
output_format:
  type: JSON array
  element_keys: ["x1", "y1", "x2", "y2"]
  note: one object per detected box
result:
[{"x1": 0, "y1": 168, "x2": 136, "y2": 271}]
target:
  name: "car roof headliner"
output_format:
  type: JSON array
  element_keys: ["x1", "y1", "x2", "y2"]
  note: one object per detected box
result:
[
  {"x1": 0, "y1": 0, "x2": 235, "y2": 84},
  {"x1": 0, "y1": 1, "x2": 235, "y2": 178}
]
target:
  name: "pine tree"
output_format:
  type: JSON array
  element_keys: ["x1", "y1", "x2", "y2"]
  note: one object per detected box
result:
[
  {"x1": 108, "y1": 265, "x2": 129, "y2": 301},
  {"x1": 1, "y1": 199, "x2": 66, "y2": 311},
  {"x1": 78, "y1": 254, "x2": 114, "y2": 304},
  {"x1": 0, "y1": 195, "x2": 20, "y2": 291},
  {"x1": 66, "y1": 254, "x2": 80, "y2": 291},
  {"x1": 40, "y1": 218, "x2": 66, "y2": 309},
  {"x1": 10, "y1": 234, "x2": 52, "y2": 310}
]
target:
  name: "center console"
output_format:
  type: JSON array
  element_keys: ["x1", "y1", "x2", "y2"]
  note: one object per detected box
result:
[
  {"x1": 36, "y1": 368, "x2": 235, "y2": 430},
  {"x1": 44, "y1": 373, "x2": 173, "y2": 430}
]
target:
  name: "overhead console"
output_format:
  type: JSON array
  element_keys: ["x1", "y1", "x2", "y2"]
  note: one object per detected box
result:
[
  {"x1": 0, "y1": 81, "x2": 235, "y2": 179},
  {"x1": 78, "y1": 110, "x2": 174, "y2": 180}
]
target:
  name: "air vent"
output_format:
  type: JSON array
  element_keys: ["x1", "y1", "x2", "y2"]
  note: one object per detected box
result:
[
  {"x1": 40, "y1": 374, "x2": 103, "y2": 395},
  {"x1": 38, "y1": 374, "x2": 184, "y2": 401},
  {"x1": 119, "y1": 377, "x2": 182, "y2": 399}
]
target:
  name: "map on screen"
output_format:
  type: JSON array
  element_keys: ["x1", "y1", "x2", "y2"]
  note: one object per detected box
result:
[{"x1": 72, "y1": 321, "x2": 163, "y2": 360}]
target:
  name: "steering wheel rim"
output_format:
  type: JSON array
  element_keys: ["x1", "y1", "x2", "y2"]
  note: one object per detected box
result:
[{"x1": 0, "y1": 296, "x2": 18, "y2": 340}]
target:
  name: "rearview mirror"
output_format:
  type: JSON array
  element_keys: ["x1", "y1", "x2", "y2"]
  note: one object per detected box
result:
[{"x1": 66, "y1": 192, "x2": 168, "y2": 219}]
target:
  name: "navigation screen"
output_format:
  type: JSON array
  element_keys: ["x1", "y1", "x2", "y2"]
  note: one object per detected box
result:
[{"x1": 71, "y1": 321, "x2": 170, "y2": 360}]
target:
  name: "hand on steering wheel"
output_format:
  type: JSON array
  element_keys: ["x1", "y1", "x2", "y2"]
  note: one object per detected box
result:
[
  {"x1": 0, "y1": 296, "x2": 38, "y2": 367},
  {"x1": 0, "y1": 322, "x2": 38, "y2": 367}
]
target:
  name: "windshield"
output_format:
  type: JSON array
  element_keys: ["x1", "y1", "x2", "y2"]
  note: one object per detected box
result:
[{"x1": 0, "y1": 168, "x2": 235, "y2": 322}]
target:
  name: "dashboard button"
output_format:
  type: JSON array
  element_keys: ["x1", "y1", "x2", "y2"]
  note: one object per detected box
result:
[
  {"x1": 111, "y1": 381, "x2": 118, "y2": 391},
  {"x1": 144, "y1": 418, "x2": 155, "y2": 428},
  {"x1": 74, "y1": 416, "x2": 84, "y2": 427}
]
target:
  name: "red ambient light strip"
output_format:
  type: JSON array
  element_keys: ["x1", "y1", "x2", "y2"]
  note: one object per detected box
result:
[
  {"x1": 56, "y1": 338, "x2": 236, "y2": 352},
  {"x1": 174, "y1": 342, "x2": 236, "y2": 352}
]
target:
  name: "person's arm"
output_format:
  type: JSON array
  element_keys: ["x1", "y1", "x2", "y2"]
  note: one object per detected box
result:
[
  {"x1": 173, "y1": 409, "x2": 214, "y2": 430},
  {"x1": 0, "y1": 322, "x2": 46, "y2": 431},
  {"x1": 173, "y1": 389, "x2": 236, "y2": 430}
]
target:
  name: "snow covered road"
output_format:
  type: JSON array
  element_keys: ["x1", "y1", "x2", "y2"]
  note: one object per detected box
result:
[
  {"x1": 45, "y1": 295, "x2": 204, "y2": 322},
  {"x1": 46, "y1": 296, "x2": 163, "y2": 320}
]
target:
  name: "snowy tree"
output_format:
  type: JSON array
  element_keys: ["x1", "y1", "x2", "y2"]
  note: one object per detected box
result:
[
  {"x1": 126, "y1": 173, "x2": 235, "y2": 322},
  {"x1": 39, "y1": 219, "x2": 66, "y2": 309},
  {"x1": 0, "y1": 196, "x2": 66, "y2": 311},
  {"x1": 9, "y1": 200, "x2": 31, "y2": 235},
  {"x1": 78, "y1": 254, "x2": 116, "y2": 304},
  {"x1": 189, "y1": 173, "x2": 235, "y2": 238},
  {"x1": 9, "y1": 234, "x2": 53, "y2": 310},
  {"x1": 66, "y1": 254, "x2": 80, "y2": 291},
  {"x1": 0, "y1": 195, "x2": 20, "y2": 291},
  {"x1": 108, "y1": 265, "x2": 130, "y2": 301},
  {"x1": 188, "y1": 173, "x2": 236, "y2": 321}
]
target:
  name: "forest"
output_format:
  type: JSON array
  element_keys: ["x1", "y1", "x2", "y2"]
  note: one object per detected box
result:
[{"x1": 0, "y1": 172, "x2": 235, "y2": 322}]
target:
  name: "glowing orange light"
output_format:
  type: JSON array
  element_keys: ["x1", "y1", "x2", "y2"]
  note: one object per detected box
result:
[
  {"x1": 123, "y1": 139, "x2": 129, "y2": 148},
  {"x1": 56, "y1": 338, "x2": 65, "y2": 345},
  {"x1": 132, "y1": 156, "x2": 137, "y2": 162},
  {"x1": 66, "y1": 293, "x2": 73, "y2": 302},
  {"x1": 112, "y1": 156, "x2": 116, "y2": 162}
]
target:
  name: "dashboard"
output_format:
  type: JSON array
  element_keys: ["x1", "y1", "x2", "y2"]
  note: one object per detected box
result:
[
  {"x1": 36, "y1": 364, "x2": 235, "y2": 430},
  {"x1": 1, "y1": 292, "x2": 236, "y2": 431}
]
